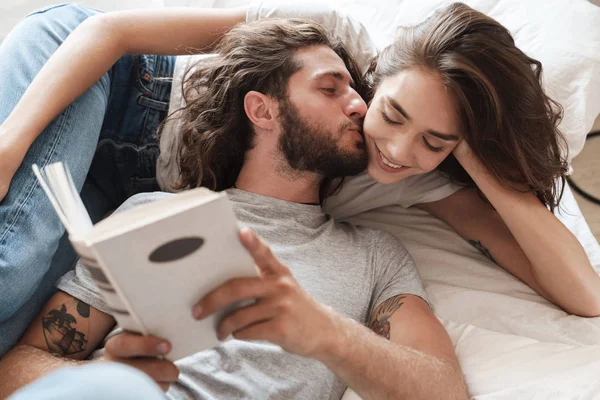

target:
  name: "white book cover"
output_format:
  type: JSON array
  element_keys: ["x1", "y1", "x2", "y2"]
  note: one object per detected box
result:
[{"x1": 33, "y1": 162, "x2": 258, "y2": 361}]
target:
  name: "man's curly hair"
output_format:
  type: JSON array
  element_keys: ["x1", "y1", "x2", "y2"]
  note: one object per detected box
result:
[{"x1": 165, "y1": 18, "x2": 365, "y2": 192}]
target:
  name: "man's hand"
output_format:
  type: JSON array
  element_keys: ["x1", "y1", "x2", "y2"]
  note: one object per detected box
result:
[
  {"x1": 193, "y1": 228, "x2": 340, "y2": 358},
  {"x1": 104, "y1": 333, "x2": 180, "y2": 392}
]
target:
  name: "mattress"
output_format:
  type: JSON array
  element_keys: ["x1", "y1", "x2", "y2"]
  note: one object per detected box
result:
[{"x1": 342, "y1": 182, "x2": 600, "y2": 399}]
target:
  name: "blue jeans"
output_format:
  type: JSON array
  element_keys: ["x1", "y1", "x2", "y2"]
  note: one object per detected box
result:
[
  {"x1": 7, "y1": 362, "x2": 167, "y2": 400},
  {"x1": 0, "y1": 4, "x2": 175, "y2": 355}
]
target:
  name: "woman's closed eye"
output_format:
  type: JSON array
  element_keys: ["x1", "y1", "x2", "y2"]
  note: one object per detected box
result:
[
  {"x1": 423, "y1": 138, "x2": 444, "y2": 153},
  {"x1": 380, "y1": 109, "x2": 445, "y2": 152},
  {"x1": 321, "y1": 87, "x2": 336, "y2": 95},
  {"x1": 381, "y1": 111, "x2": 403, "y2": 126}
]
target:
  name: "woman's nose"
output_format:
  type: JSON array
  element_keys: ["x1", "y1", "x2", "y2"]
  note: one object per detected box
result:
[{"x1": 385, "y1": 133, "x2": 414, "y2": 165}]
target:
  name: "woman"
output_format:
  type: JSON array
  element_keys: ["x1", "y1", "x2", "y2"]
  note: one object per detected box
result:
[{"x1": 0, "y1": 2, "x2": 597, "y2": 356}]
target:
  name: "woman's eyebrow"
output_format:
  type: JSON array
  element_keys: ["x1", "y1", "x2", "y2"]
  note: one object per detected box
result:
[
  {"x1": 426, "y1": 129, "x2": 459, "y2": 141},
  {"x1": 385, "y1": 96, "x2": 411, "y2": 120},
  {"x1": 386, "y1": 96, "x2": 459, "y2": 141}
]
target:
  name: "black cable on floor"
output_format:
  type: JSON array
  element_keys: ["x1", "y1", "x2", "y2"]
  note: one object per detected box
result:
[{"x1": 566, "y1": 131, "x2": 600, "y2": 206}]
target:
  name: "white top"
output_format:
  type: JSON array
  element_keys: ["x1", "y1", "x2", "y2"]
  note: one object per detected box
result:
[
  {"x1": 156, "y1": 1, "x2": 461, "y2": 214},
  {"x1": 323, "y1": 171, "x2": 461, "y2": 219}
]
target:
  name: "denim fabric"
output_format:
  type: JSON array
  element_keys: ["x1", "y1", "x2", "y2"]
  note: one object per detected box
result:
[
  {"x1": 7, "y1": 362, "x2": 167, "y2": 400},
  {"x1": 0, "y1": 3, "x2": 175, "y2": 356}
]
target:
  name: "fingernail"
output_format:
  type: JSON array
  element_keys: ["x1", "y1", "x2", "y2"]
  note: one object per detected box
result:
[
  {"x1": 157, "y1": 342, "x2": 169, "y2": 354},
  {"x1": 192, "y1": 305, "x2": 202, "y2": 319},
  {"x1": 242, "y1": 229, "x2": 254, "y2": 245}
]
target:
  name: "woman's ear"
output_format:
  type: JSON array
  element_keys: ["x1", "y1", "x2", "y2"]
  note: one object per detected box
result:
[{"x1": 244, "y1": 91, "x2": 277, "y2": 132}]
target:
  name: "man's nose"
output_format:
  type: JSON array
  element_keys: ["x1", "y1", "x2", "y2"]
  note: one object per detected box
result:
[{"x1": 345, "y1": 93, "x2": 368, "y2": 119}]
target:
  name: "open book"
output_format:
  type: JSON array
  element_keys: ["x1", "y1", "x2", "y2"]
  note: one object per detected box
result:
[{"x1": 33, "y1": 162, "x2": 258, "y2": 361}]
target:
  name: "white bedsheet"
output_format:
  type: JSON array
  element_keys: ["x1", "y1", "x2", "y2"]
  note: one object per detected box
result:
[
  {"x1": 345, "y1": 183, "x2": 600, "y2": 344},
  {"x1": 345, "y1": 319, "x2": 600, "y2": 399},
  {"x1": 341, "y1": 183, "x2": 600, "y2": 399},
  {"x1": 445, "y1": 321, "x2": 600, "y2": 399}
]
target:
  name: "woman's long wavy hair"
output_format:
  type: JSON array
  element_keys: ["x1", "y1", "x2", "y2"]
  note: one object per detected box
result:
[
  {"x1": 167, "y1": 18, "x2": 364, "y2": 192},
  {"x1": 366, "y1": 3, "x2": 569, "y2": 210}
]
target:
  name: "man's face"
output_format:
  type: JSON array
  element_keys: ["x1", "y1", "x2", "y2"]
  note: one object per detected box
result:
[{"x1": 275, "y1": 46, "x2": 369, "y2": 178}]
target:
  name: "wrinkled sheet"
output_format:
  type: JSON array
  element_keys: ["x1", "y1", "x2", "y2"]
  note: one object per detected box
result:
[{"x1": 342, "y1": 182, "x2": 600, "y2": 399}]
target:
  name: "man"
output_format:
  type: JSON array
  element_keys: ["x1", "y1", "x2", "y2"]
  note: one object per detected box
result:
[{"x1": 0, "y1": 18, "x2": 467, "y2": 400}]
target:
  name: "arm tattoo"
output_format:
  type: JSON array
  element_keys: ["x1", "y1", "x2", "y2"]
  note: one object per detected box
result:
[
  {"x1": 468, "y1": 239, "x2": 497, "y2": 264},
  {"x1": 369, "y1": 295, "x2": 406, "y2": 340},
  {"x1": 42, "y1": 302, "x2": 88, "y2": 356}
]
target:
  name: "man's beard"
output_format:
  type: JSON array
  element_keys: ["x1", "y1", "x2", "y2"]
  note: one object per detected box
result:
[{"x1": 277, "y1": 98, "x2": 368, "y2": 179}]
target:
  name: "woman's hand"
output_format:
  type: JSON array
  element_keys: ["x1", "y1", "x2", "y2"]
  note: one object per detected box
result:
[
  {"x1": 193, "y1": 228, "x2": 340, "y2": 359},
  {"x1": 451, "y1": 139, "x2": 488, "y2": 179},
  {"x1": 451, "y1": 138, "x2": 470, "y2": 160}
]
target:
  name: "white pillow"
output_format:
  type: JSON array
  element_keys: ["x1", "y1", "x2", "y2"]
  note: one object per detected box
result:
[{"x1": 341, "y1": 319, "x2": 600, "y2": 400}]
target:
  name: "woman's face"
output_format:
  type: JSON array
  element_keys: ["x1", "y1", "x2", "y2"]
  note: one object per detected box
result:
[{"x1": 363, "y1": 67, "x2": 463, "y2": 184}]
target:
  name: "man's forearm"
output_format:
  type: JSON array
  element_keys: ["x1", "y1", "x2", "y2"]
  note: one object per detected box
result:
[
  {"x1": 316, "y1": 316, "x2": 468, "y2": 400},
  {"x1": 0, "y1": 344, "x2": 82, "y2": 398}
]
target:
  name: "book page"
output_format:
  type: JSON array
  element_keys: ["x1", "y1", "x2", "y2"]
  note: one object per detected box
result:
[{"x1": 87, "y1": 188, "x2": 221, "y2": 245}]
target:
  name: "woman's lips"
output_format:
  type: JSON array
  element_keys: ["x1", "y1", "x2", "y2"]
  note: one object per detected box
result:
[{"x1": 374, "y1": 145, "x2": 410, "y2": 174}]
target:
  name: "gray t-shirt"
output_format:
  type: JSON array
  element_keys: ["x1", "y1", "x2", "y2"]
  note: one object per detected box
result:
[{"x1": 57, "y1": 189, "x2": 427, "y2": 400}]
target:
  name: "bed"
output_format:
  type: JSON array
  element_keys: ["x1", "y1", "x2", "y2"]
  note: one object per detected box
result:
[
  {"x1": 234, "y1": 1, "x2": 600, "y2": 398},
  {"x1": 328, "y1": 0, "x2": 600, "y2": 398},
  {"x1": 6, "y1": 0, "x2": 600, "y2": 398},
  {"x1": 343, "y1": 181, "x2": 600, "y2": 399}
]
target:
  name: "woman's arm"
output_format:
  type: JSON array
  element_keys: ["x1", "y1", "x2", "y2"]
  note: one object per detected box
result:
[
  {"x1": 0, "y1": 7, "x2": 246, "y2": 200},
  {"x1": 418, "y1": 141, "x2": 600, "y2": 317}
]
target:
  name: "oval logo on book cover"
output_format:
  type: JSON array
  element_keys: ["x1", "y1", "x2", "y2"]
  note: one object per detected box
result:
[{"x1": 149, "y1": 237, "x2": 205, "y2": 263}]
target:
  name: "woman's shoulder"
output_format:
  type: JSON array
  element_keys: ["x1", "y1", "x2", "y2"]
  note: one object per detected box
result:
[{"x1": 323, "y1": 170, "x2": 462, "y2": 219}]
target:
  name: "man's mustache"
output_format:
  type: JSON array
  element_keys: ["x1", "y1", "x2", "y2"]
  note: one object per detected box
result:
[{"x1": 339, "y1": 119, "x2": 364, "y2": 136}]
